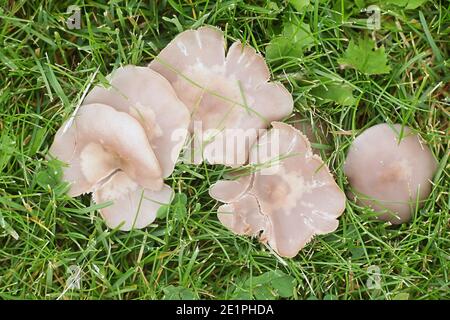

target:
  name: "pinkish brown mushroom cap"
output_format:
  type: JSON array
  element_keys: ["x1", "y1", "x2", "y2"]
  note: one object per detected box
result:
[
  {"x1": 49, "y1": 103, "x2": 174, "y2": 231},
  {"x1": 344, "y1": 123, "x2": 438, "y2": 224},
  {"x1": 209, "y1": 122, "x2": 346, "y2": 258},
  {"x1": 217, "y1": 194, "x2": 267, "y2": 237},
  {"x1": 209, "y1": 171, "x2": 253, "y2": 203},
  {"x1": 83, "y1": 65, "x2": 190, "y2": 178},
  {"x1": 49, "y1": 103, "x2": 163, "y2": 196},
  {"x1": 149, "y1": 26, "x2": 293, "y2": 166},
  {"x1": 93, "y1": 171, "x2": 173, "y2": 231}
]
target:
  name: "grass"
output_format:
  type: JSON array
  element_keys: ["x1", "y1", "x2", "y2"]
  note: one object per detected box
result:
[{"x1": 0, "y1": 0, "x2": 448, "y2": 300}]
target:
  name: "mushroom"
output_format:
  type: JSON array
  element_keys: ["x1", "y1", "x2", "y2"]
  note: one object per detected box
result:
[
  {"x1": 93, "y1": 171, "x2": 173, "y2": 231},
  {"x1": 209, "y1": 122, "x2": 346, "y2": 257},
  {"x1": 149, "y1": 26, "x2": 293, "y2": 166},
  {"x1": 343, "y1": 123, "x2": 438, "y2": 224},
  {"x1": 209, "y1": 170, "x2": 253, "y2": 203},
  {"x1": 49, "y1": 103, "x2": 172, "y2": 230},
  {"x1": 83, "y1": 65, "x2": 190, "y2": 178},
  {"x1": 216, "y1": 194, "x2": 267, "y2": 237},
  {"x1": 50, "y1": 103, "x2": 163, "y2": 196}
]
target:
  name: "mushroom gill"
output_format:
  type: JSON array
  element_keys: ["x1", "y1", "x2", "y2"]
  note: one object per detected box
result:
[
  {"x1": 343, "y1": 123, "x2": 438, "y2": 224},
  {"x1": 149, "y1": 26, "x2": 293, "y2": 166},
  {"x1": 209, "y1": 122, "x2": 346, "y2": 258}
]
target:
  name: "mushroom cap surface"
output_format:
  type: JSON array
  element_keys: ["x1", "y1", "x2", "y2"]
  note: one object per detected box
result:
[
  {"x1": 149, "y1": 26, "x2": 293, "y2": 166},
  {"x1": 49, "y1": 103, "x2": 163, "y2": 196},
  {"x1": 344, "y1": 123, "x2": 437, "y2": 224},
  {"x1": 217, "y1": 194, "x2": 267, "y2": 237},
  {"x1": 209, "y1": 171, "x2": 253, "y2": 203},
  {"x1": 209, "y1": 122, "x2": 346, "y2": 258},
  {"x1": 83, "y1": 65, "x2": 190, "y2": 178},
  {"x1": 93, "y1": 171, "x2": 173, "y2": 231}
]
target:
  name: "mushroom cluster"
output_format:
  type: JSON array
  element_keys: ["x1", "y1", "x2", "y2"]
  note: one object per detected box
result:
[
  {"x1": 209, "y1": 122, "x2": 346, "y2": 257},
  {"x1": 49, "y1": 27, "x2": 294, "y2": 232},
  {"x1": 49, "y1": 26, "x2": 438, "y2": 258},
  {"x1": 50, "y1": 66, "x2": 190, "y2": 230}
]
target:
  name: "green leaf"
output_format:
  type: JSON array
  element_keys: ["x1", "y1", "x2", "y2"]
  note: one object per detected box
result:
[
  {"x1": 271, "y1": 274, "x2": 296, "y2": 298},
  {"x1": 405, "y1": 0, "x2": 428, "y2": 9},
  {"x1": 349, "y1": 246, "x2": 365, "y2": 259},
  {"x1": 162, "y1": 285, "x2": 196, "y2": 300},
  {"x1": 338, "y1": 38, "x2": 391, "y2": 75},
  {"x1": 382, "y1": 0, "x2": 428, "y2": 9},
  {"x1": 289, "y1": 0, "x2": 310, "y2": 12},
  {"x1": 266, "y1": 20, "x2": 314, "y2": 63},
  {"x1": 156, "y1": 204, "x2": 170, "y2": 219},
  {"x1": 254, "y1": 285, "x2": 276, "y2": 300},
  {"x1": 171, "y1": 193, "x2": 187, "y2": 218},
  {"x1": 354, "y1": 0, "x2": 429, "y2": 10},
  {"x1": 392, "y1": 292, "x2": 410, "y2": 300},
  {"x1": 233, "y1": 270, "x2": 297, "y2": 299},
  {"x1": 354, "y1": 0, "x2": 366, "y2": 9},
  {"x1": 246, "y1": 271, "x2": 274, "y2": 286},
  {"x1": 310, "y1": 79, "x2": 356, "y2": 106},
  {"x1": 232, "y1": 288, "x2": 253, "y2": 300},
  {"x1": 36, "y1": 159, "x2": 64, "y2": 189},
  {"x1": 385, "y1": 0, "x2": 409, "y2": 6}
]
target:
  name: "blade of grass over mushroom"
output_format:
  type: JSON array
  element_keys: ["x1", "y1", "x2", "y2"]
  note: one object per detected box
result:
[{"x1": 238, "y1": 80, "x2": 253, "y2": 117}]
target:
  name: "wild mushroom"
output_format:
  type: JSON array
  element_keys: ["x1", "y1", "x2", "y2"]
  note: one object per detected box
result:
[
  {"x1": 216, "y1": 194, "x2": 267, "y2": 237},
  {"x1": 93, "y1": 171, "x2": 173, "y2": 231},
  {"x1": 49, "y1": 103, "x2": 172, "y2": 230},
  {"x1": 209, "y1": 170, "x2": 253, "y2": 203},
  {"x1": 149, "y1": 26, "x2": 293, "y2": 166},
  {"x1": 83, "y1": 65, "x2": 190, "y2": 178},
  {"x1": 209, "y1": 122, "x2": 346, "y2": 257},
  {"x1": 50, "y1": 103, "x2": 163, "y2": 196},
  {"x1": 344, "y1": 123, "x2": 438, "y2": 224}
]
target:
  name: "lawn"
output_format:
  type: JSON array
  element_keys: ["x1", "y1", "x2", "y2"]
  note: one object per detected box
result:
[{"x1": 0, "y1": 0, "x2": 448, "y2": 300}]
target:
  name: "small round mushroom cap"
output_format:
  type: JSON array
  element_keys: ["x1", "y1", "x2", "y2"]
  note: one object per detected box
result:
[
  {"x1": 83, "y1": 65, "x2": 190, "y2": 178},
  {"x1": 93, "y1": 171, "x2": 173, "y2": 231},
  {"x1": 149, "y1": 26, "x2": 293, "y2": 166},
  {"x1": 49, "y1": 103, "x2": 163, "y2": 196},
  {"x1": 344, "y1": 123, "x2": 437, "y2": 224},
  {"x1": 209, "y1": 122, "x2": 346, "y2": 258}
]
